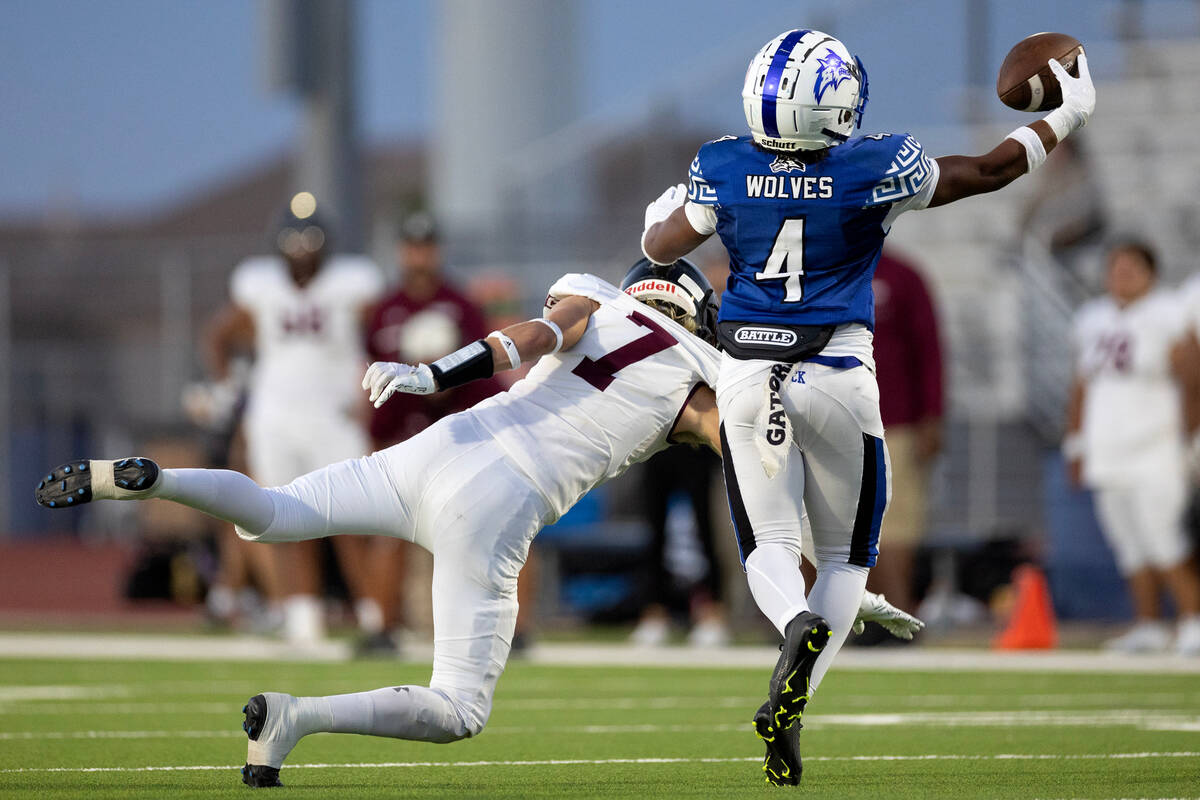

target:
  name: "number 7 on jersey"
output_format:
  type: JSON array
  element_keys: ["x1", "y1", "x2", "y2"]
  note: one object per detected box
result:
[{"x1": 755, "y1": 218, "x2": 805, "y2": 302}]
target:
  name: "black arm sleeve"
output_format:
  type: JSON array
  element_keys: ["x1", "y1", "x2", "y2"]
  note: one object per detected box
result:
[{"x1": 428, "y1": 339, "x2": 495, "y2": 390}]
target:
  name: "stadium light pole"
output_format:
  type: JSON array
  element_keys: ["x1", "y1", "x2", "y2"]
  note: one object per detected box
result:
[
  {"x1": 0, "y1": 262, "x2": 10, "y2": 535},
  {"x1": 262, "y1": 0, "x2": 363, "y2": 250}
]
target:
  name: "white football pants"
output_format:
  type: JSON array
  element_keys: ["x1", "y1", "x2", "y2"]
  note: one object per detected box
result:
[
  {"x1": 716, "y1": 355, "x2": 889, "y2": 690},
  {"x1": 1092, "y1": 476, "x2": 1192, "y2": 575},
  {"x1": 153, "y1": 411, "x2": 551, "y2": 742}
]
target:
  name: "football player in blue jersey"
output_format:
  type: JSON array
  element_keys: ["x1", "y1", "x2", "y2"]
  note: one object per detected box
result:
[{"x1": 642, "y1": 29, "x2": 1095, "y2": 785}]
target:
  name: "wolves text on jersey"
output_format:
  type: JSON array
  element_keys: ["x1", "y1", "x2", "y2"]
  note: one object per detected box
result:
[{"x1": 746, "y1": 174, "x2": 833, "y2": 200}]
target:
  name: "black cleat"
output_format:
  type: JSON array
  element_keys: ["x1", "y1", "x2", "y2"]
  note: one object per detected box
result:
[
  {"x1": 241, "y1": 763, "x2": 283, "y2": 788},
  {"x1": 243, "y1": 695, "x2": 268, "y2": 741},
  {"x1": 35, "y1": 461, "x2": 92, "y2": 508},
  {"x1": 35, "y1": 458, "x2": 159, "y2": 508},
  {"x1": 755, "y1": 700, "x2": 801, "y2": 786},
  {"x1": 753, "y1": 610, "x2": 831, "y2": 786}
]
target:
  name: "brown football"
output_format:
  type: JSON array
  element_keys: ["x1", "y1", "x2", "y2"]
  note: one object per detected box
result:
[{"x1": 997, "y1": 32, "x2": 1084, "y2": 112}]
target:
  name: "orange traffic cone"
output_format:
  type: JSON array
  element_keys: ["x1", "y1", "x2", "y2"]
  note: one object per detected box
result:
[{"x1": 993, "y1": 564, "x2": 1058, "y2": 650}]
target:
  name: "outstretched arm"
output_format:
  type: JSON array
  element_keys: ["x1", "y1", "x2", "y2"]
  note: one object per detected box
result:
[
  {"x1": 363, "y1": 294, "x2": 599, "y2": 407},
  {"x1": 203, "y1": 303, "x2": 255, "y2": 380},
  {"x1": 931, "y1": 54, "x2": 1095, "y2": 207}
]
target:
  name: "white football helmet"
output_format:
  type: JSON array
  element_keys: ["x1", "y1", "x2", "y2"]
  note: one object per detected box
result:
[{"x1": 742, "y1": 29, "x2": 869, "y2": 152}]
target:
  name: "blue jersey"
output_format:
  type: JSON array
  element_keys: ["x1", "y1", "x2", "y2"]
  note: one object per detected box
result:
[{"x1": 688, "y1": 134, "x2": 933, "y2": 330}]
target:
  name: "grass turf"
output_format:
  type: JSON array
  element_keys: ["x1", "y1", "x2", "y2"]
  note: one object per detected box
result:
[{"x1": 0, "y1": 655, "x2": 1198, "y2": 798}]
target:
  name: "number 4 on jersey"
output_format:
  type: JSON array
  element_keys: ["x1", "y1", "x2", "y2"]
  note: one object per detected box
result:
[{"x1": 756, "y1": 218, "x2": 805, "y2": 302}]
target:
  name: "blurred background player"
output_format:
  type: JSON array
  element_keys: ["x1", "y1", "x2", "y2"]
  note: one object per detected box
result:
[
  {"x1": 1065, "y1": 239, "x2": 1200, "y2": 655},
  {"x1": 360, "y1": 212, "x2": 503, "y2": 651},
  {"x1": 205, "y1": 192, "x2": 385, "y2": 645},
  {"x1": 865, "y1": 249, "x2": 945, "y2": 622}
]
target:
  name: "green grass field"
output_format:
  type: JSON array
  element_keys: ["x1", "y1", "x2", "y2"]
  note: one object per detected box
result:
[{"x1": 1, "y1": 652, "x2": 1198, "y2": 799}]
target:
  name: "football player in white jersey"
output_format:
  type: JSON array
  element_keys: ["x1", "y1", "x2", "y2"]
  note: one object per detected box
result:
[
  {"x1": 37, "y1": 258, "x2": 921, "y2": 787},
  {"x1": 206, "y1": 192, "x2": 385, "y2": 643},
  {"x1": 1065, "y1": 240, "x2": 1200, "y2": 655},
  {"x1": 641, "y1": 29, "x2": 1095, "y2": 784}
]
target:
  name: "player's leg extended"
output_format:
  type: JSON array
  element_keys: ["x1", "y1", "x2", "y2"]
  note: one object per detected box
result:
[
  {"x1": 792, "y1": 364, "x2": 887, "y2": 693},
  {"x1": 38, "y1": 452, "x2": 415, "y2": 543},
  {"x1": 240, "y1": 449, "x2": 547, "y2": 787}
]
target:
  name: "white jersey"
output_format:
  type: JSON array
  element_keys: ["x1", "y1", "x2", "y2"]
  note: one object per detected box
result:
[
  {"x1": 232, "y1": 254, "x2": 385, "y2": 418},
  {"x1": 464, "y1": 274, "x2": 722, "y2": 521},
  {"x1": 1073, "y1": 289, "x2": 1187, "y2": 485}
]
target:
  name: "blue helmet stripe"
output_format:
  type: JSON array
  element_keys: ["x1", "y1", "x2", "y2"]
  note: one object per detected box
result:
[{"x1": 760, "y1": 29, "x2": 808, "y2": 139}]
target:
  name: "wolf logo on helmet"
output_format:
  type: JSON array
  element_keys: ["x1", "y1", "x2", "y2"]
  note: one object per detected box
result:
[
  {"x1": 742, "y1": 29, "x2": 869, "y2": 152},
  {"x1": 813, "y1": 49, "x2": 854, "y2": 103}
]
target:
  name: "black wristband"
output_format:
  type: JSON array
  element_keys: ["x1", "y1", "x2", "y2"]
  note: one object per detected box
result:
[{"x1": 428, "y1": 339, "x2": 495, "y2": 389}]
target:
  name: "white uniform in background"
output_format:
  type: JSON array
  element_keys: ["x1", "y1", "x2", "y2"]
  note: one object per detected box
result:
[
  {"x1": 1073, "y1": 288, "x2": 1191, "y2": 575},
  {"x1": 230, "y1": 255, "x2": 385, "y2": 484},
  {"x1": 231, "y1": 273, "x2": 721, "y2": 740}
]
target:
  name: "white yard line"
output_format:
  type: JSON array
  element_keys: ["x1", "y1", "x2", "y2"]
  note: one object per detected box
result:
[
  {"x1": 2, "y1": 751, "x2": 1197, "y2": 775},
  {"x1": 2, "y1": 633, "x2": 1200, "y2": 673},
  {"x1": 4, "y1": 709, "x2": 1199, "y2": 739},
  {"x1": 0, "y1": 685, "x2": 131, "y2": 701}
]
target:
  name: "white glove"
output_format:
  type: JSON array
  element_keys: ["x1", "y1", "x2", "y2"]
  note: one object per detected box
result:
[
  {"x1": 1044, "y1": 52, "x2": 1095, "y2": 141},
  {"x1": 362, "y1": 361, "x2": 437, "y2": 407},
  {"x1": 643, "y1": 183, "x2": 688, "y2": 231},
  {"x1": 853, "y1": 591, "x2": 926, "y2": 640}
]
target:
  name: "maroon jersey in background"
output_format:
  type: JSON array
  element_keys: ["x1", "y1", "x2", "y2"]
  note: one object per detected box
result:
[
  {"x1": 871, "y1": 252, "x2": 944, "y2": 428},
  {"x1": 365, "y1": 282, "x2": 501, "y2": 445}
]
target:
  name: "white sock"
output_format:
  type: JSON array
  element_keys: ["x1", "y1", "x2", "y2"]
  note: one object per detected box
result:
[
  {"x1": 355, "y1": 598, "x2": 385, "y2": 635},
  {"x1": 315, "y1": 686, "x2": 473, "y2": 742},
  {"x1": 283, "y1": 595, "x2": 325, "y2": 644},
  {"x1": 806, "y1": 562, "x2": 868, "y2": 694},
  {"x1": 154, "y1": 468, "x2": 276, "y2": 536},
  {"x1": 744, "y1": 543, "x2": 809, "y2": 636}
]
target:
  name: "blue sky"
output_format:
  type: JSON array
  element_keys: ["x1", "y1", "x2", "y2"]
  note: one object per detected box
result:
[{"x1": 2, "y1": 0, "x2": 1196, "y2": 219}]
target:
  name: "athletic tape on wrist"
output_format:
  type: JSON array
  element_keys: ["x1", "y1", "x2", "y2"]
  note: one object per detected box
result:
[
  {"x1": 533, "y1": 317, "x2": 564, "y2": 353},
  {"x1": 489, "y1": 330, "x2": 521, "y2": 369},
  {"x1": 1042, "y1": 104, "x2": 1083, "y2": 143},
  {"x1": 1006, "y1": 126, "x2": 1047, "y2": 173},
  {"x1": 429, "y1": 339, "x2": 495, "y2": 389}
]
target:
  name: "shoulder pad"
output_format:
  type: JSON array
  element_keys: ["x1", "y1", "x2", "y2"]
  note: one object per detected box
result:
[
  {"x1": 545, "y1": 273, "x2": 621, "y2": 314},
  {"x1": 230, "y1": 257, "x2": 283, "y2": 306}
]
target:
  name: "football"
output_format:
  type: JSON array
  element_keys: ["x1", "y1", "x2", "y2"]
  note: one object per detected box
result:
[{"x1": 996, "y1": 32, "x2": 1084, "y2": 112}]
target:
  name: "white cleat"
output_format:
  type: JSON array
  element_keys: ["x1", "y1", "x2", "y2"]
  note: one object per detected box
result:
[
  {"x1": 1103, "y1": 621, "x2": 1171, "y2": 654},
  {"x1": 629, "y1": 615, "x2": 671, "y2": 647},
  {"x1": 688, "y1": 618, "x2": 732, "y2": 648},
  {"x1": 854, "y1": 591, "x2": 925, "y2": 640},
  {"x1": 1175, "y1": 617, "x2": 1200, "y2": 657}
]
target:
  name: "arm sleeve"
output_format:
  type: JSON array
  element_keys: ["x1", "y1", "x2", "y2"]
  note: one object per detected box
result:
[{"x1": 684, "y1": 201, "x2": 718, "y2": 235}]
